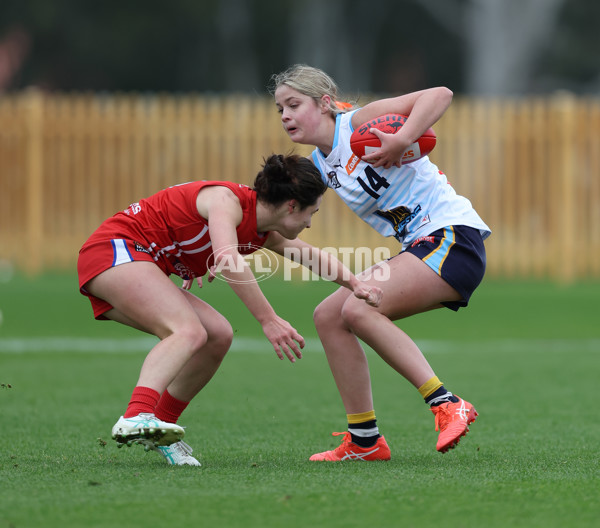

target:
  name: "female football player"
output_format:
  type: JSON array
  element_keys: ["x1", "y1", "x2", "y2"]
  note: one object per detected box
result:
[
  {"x1": 270, "y1": 64, "x2": 491, "y2": 461},
  {"x1": 77, "y1": 153, "x2": 382, "y2": 466}
]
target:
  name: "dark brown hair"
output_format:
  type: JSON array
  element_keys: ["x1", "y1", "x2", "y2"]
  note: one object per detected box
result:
[{"x1": 253, "y1": 154, "x2": 326, "y2": 209}]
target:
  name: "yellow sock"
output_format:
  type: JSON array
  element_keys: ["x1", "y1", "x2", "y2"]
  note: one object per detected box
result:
[
  {"x1": 347, "y1": 410, "x2": 379, "y2": 447},
  {"x1": 418, "y1": 376, "x2": 443, "y2": 399},
  {"x1": 347, "y1": 410, "x2": 376, "y2": 424}
]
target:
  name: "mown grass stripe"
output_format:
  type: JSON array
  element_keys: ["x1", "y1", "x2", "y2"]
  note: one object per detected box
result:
[{"x1": 1, "y1": 337, "x2": 598, "y2": 354}]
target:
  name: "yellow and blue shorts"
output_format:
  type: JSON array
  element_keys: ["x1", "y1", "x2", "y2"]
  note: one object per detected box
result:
[{"x1": 403, "y1": 225, "x2": 487, "y2": 311}]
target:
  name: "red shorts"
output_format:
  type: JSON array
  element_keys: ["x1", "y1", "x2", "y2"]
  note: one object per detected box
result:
[{"x1": 77, "y1": 238, "x2": 157, "y2": 319}]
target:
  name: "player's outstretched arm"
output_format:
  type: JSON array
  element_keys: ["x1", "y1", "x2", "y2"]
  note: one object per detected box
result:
[
  {"x1": 201, "y1": 187, "x2": 305, "y2": 362},
  {"x1": 266, "y1": 233, "x2": 382, "y2": 307}
]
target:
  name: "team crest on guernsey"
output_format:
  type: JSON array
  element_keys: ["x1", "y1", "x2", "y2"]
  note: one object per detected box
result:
[
  {"x1": 375, "y1": 204, "x2": 422, "y2": 240},
  {"x1": 327, "y1": 171, "x2": 341, "y2": 189},
  {"x1": 174, "y1": 262, "x2": 194, "y2": 281}
]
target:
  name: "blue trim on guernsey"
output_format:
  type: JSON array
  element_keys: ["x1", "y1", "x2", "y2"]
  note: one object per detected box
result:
[
  {"x1": 311, "y1": 150, "x2": 320, "y2": 168},
  {"x1": 332, "y1": 113, "x2": 342, "y2": 150}
]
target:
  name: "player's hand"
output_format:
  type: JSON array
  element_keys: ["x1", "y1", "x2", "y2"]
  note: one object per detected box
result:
[
  {"x1": 182, "y1": 266, "x2": 219, "y2": 290},
  {"x1": 261, "y1": 315, "x2": 305, "y2": 363},
  {"x1": 353, "y1": 283, "x2": 383, "y2": 307},
  {"x1": 361, "y1": 128, "x2": 408, "y2": 169},
  {"x1": 182, "y1": 278, "x2": 195, "y2": 290},
  {"x1": 207, "y1": 265, "x2": 218, "y2": 283}
]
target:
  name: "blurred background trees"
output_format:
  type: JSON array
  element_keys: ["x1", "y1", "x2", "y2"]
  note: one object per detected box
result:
[{"x1": 0, "y1": 0, "x2": 599, "y2": 95}]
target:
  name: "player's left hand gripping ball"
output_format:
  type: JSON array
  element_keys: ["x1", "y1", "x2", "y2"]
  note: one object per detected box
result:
[{"x1": 350, "y1": 114, "x2": 436, "y2": 164}]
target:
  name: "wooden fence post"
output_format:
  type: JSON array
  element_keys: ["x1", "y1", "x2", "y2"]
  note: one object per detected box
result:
[
  {"x1": 24, "y1": 88, "x2": 44, "y2": 275},
  {"x1": 555, "y1": 93, "x2": 577, "y2": 283}
]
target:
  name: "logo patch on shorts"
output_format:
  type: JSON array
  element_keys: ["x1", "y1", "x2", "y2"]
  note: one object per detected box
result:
[
  {"x1": 411, "y1": 235, "x2": 435, "y2": 248},
  {"x1": 134, "y1": 242, "x2": 150, "y2": 254}
]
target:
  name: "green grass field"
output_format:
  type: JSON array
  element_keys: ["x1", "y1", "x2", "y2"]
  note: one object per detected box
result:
[{"x1": 1, "y1": 273, "x2": 599, "y2": 528}]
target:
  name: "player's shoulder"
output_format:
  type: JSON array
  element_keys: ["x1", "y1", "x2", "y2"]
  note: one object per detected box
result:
[
  {"x1": 200, "y1": 183, "x2": 242, "y2": 202},
  {"x1": 338, "y1": 108, "x2": 358, "y2": 128},
  {"x1": 196, "y1": 183, "x2": 243, "y2": 216}
]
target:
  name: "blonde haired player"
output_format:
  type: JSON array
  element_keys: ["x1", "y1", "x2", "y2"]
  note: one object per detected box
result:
[{"x1": 270, "y1": 65, "x2": 491, "y2": 460}]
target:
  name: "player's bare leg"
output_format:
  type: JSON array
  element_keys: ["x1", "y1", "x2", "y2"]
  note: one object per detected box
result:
[
  {"x1": 164, "y1": 289, "x2": 232, "y2": 401},
  {"x1": 102, "y1": 287, "x2": 230, "y2": 466},
  {"x1": 338, "y1": 252, "x2": 461, "y2": 387},
  {"x1": 87, "y1": 261, "x2": 212, "y2": 392},
  {"x1": 314, "y1": 253, "x2": 456, "y2": 408},
  {"x1": 312, "y1": 252, "x2": 476, "y2": 458},
  {"x1": 86, "y1": 261, "x2": 228, "y2": 450},
  {"x1": 103, "y1": 286, "x2": 233, "y2": 401},
  {"x1": 313, "y1": 287, "x2": 375, "y2": 414}
]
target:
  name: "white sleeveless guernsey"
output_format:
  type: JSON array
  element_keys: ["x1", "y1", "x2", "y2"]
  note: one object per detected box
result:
[{"x1": 311, "y1": 110, "x2": 491, "y2": 249}]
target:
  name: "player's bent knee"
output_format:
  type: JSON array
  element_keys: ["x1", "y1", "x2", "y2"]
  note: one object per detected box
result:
[
  {"x1": 174, "y1": 324, "x2": 209, "y2": 354},
  {"x1": 313, "y1": 299, "x2": 340, "y2": 330},
  {"x1": 340, "y1": 297, "x2": 369, "y2": 332},
  {"x1": 210, "y1": 320, "x2": 234, "y2": 354}
]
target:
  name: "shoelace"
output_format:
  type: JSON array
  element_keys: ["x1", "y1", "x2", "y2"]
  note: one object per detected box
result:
[
  {"x1": 170, "y1": 441, "x2": 194, "y2": 456},
  {"x1": 434, "y1": 406, "x2": 451, "y2": 432},
  {"x1": 331, "y1": 431, "x2": 353, "y2": 449}
]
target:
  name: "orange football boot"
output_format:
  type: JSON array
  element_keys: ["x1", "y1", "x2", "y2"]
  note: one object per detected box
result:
[
  {"x1": 431, "y1": 396, "x2": 478, "y2": 453},
  {"x1": 309, "y1": 432, "x2": 391, "y2": 461}
]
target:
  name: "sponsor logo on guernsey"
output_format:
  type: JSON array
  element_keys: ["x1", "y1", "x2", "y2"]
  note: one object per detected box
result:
[
  {"x1": 418, "y1": 214, "x2": 432, "y2": 229},
  {"x1": 345, "y1": 154, "x2": 360, "y2": 174},
  {"x1": 375, "y1": 204, "x2": 421, "y2": 240},
  {"x1": 125, "y1": 202, "x2": 142, "y2": 215}
]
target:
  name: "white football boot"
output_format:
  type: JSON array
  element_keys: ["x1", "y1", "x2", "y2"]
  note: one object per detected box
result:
[
  {"x1": 112, "y1": 413, "x2": 185, "y2": 447},
  {"x1": 155, "y1": 441, "x2": 201, "y2": 466}
]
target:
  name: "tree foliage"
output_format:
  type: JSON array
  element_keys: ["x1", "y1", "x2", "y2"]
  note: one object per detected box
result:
[{"x1": 0, "y1": 0, "x2": 597, "y2": 94}]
